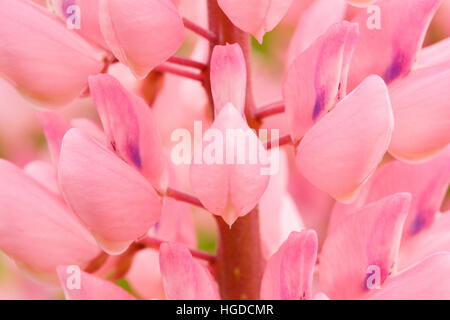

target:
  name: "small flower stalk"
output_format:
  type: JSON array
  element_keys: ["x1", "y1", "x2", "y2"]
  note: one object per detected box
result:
[{"x1": 0, "y1": 0, "x2": 449, "y2": 301}]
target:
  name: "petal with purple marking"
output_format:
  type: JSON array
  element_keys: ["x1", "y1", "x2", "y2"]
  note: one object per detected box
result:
[
  {"x1": 284, "y1": 21, "x2": 358, "y2": 143},
  {"x1": 319, "y1": 193, "x2": 411, "y2": 299}
]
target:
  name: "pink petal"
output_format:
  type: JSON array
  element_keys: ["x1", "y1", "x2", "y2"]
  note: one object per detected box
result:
[
  {"x1": 348, "y1": 0, "x2": 441, "y2": 89},
  {"x1": 260, "y1": 230, "x2": 317, "y2": 300},
  {"x1": 0, "y1": 0, "x2": 105, "y2": 106},
  {"x1": 88, "y1": 74, "x2": 167, "y2": 190},
  {"x1": 388, "y1": 61, "x2": 450, "y2": 161},
  {"x1": 159, "y1": 242, "x2": 220, "y2": 300},
  {"x1": 399, "y1": 213, "x2": 450, "y2": 270},
  {"x1": 0, "y1": 160, "x2": 99, "y2": 283},
  {"x1": 283, "y1": 21, "x2": 358, "y2": 142},
  {"x1": 58, "y1": 128, "x2": 162, "y2": 255},
  {"x1": 319, "y1": 193, "x2": 411, "y2": 299},
  {"x1": 24, "y1": 160, "x2": 60, "y2": 196},
  {"x1": 288, "y1": 156, "x2": 335, "y2": 247},
  {"x1": 329, "y1": 147, "x2": 450, "y2": 237},
  {"x1": 259, "y1": 150, "x2": 304, "y2": 258},
  {"x1": 415, "y1": 37, "x2": 450, "y2": 69},
  {"x1": 287, "y1": 0, "x2": 347, "y2": 66},
  {"x1": 151, "y1": 196, "x2": 198, "y2": 248},
  {"x1": 70, "y1": 118, "x2": 107, "y2": 145},
  {"x1": 369, "y1": 149, "x2": 450, "y2": 238},
  {"x1": 296, "y1": 75, "x2": 394, "y2": 203},
  {"x1": 218, "y1": 0, "x2": 293, "y2": 43},
  {"x1": 369, "y1": 253, "x2": 450, "y2": 300},
  {"x1": 47, "y1": 0, "x2": 108, "y2": 49},
  {"x1": 99, "y1": 0, "x2": 185, "y2": 78},
  {"x1": 57, "y1": 266, "x2": 135, "y2": 300},
  {"x1": 189, "y1": 103, "x2": 270, "y2": 226},
  {"x1": 126, "y1": 249, "x2": 165, "y2": 300},
  {"x1": 210, "y1": 44, "x2": 247, "y2": 117},
  {"x1": 37, "y1": 111, "x2": 71, "y2": 164}
]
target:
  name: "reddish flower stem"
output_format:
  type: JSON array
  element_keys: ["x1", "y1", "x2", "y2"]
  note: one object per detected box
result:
[
  {"x1": 167, "y1": 56, "x2": 208, "y2": 70},
  {"x1": 139, "y1": 236, "x2": 216, "y2": 263},
  {"x1": 165, "y1": 187, "x2": 205, "y2": 209},
  {"x1": 254, "y1": 101, "x2": 285, "y2": 120},
  {"x1": 214, "y1": 210, "x2": 264, "y2": 300},
  {"x1": 183, "y1": 17, "x2": 218, "y2": 43},
  {"x1": 265, "y1": 134, "x2": 293, "y2": 150},
  {"x1": 154, "y1": 64, "x2": 204, "y2": 82}
]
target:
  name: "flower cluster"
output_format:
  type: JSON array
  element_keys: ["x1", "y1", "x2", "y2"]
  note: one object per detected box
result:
[{"x1": 0, "y1": 0, "x2": 449, "y2": 300}]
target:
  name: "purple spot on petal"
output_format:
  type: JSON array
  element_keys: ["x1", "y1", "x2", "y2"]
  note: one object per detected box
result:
[
  {"x1": 128, "y1": 143, "x2": 142, "y2": 169},
  {"x1": 409, "y1": 211, "x2": 426, "y2": 235},
  {"x1": 384, "y1": 52, "x2": 406, "y2": 84},
  {"x1": 312, "y1": 89, "x2": 326, "y2": 120}
]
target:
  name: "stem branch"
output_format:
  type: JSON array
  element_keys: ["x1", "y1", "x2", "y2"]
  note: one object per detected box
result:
[
  {"x1": 254, "y1": 101, "x2": 285, "y2": 120},
  {"x1": 165, "y1": 187, "x2": 205, "y2": 209},
  {"x1": 154, "y1": 64, "x2": 204, "y2": 82},
  {"x1": 265, "y1": 134, "x2": 292, "y2": 150},
  {"x1": 168, "y1": 56, "x2": 208, "y2": 70},
  {"x1": 139, "y1": 236, "x2": 216, "y2": 263},
  {"x1": 183, "y1": 17, "x2": 218, "y2": 43}
]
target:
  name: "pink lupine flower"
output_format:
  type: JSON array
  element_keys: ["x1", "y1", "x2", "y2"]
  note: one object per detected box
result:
[
  {"x1": 0, "y1": 160, "x2": 100, "y2": 284},
  {"x1": 0, "y1": 0, "x2": 105, "y2": 106},
  {"x1": 284, "y1": 21, "x2": 358, "y2": 142},
  {"x1": 348, "y1": 0, "x2": 441, "y2": 89},
  {"x1": 329, "y1": 146, "x2": 450, "y2": 238},
  {"x1": 296, "y1": 75, "x2": 394, "y2": 203},
  {"x1": 260, "y1": 230, "x2": 317, "y2": 300},
  {"x1": 0, "y1": 0, "x2": 449, "y2": 302},
  {"x1": 190, "y1": 103, "x2": 270, "y2": 227},
  {"x1": 189, "y1": 43, "x2": 270, "y2": 227},
  {"x1": 58, "y1": 128, "x2": 162, "y2": 255},
  {"x1": 329, "y1": 146, "x2": 450, "y2": 267},
  {"x1": 88, "y1": 74, "x2": 168, "y2": 190},
  {"x1": 320, "y1": 193, "x2": 411, "y2": 299},
  {"x1": 159, "y1": 243, "x2": 220, "y2": 300},
  {"x1": 346, "y1": 0, "x2": 449, "y2": 160},
  {"x1": 99, "y1": 0, "x2": 185, "y2": 79}
]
